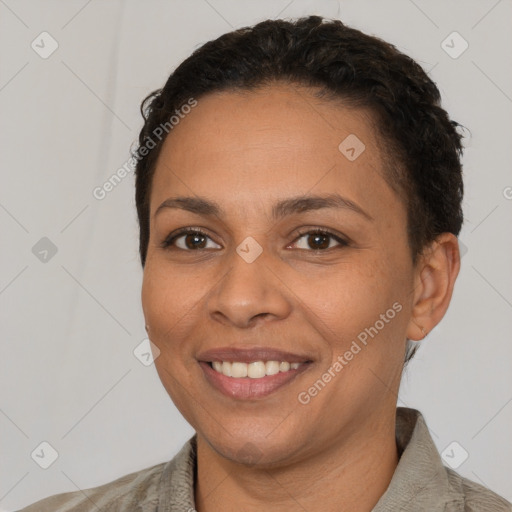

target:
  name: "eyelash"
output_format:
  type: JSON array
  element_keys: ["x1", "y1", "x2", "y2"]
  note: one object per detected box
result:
[{"x1": 160, "y1": 227, "x2": 349, "y2": 252}]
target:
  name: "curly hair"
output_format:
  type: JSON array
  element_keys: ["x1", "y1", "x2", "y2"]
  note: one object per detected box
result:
[{"x1": 133, "y1": 15, "x2": 465, "y2": 363}]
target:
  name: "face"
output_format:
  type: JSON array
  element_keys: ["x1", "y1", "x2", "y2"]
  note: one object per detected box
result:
[{"x1": 141, "y1": 83, "x2": 418, "y2": 467}]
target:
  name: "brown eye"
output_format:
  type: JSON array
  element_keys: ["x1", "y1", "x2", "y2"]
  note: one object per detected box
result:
[
  {"x1": 306, "y1": 233, "x2": 330, "y2": 250},
  {"x1": 291, "y1": 229, "x2": 347, "y2": 251},
  {"x1": 161, "y1": 229, "x2": 221, "y2": 251},
  {"x1": 182, "y1": 233, "x2": 207, "y2": 249}
]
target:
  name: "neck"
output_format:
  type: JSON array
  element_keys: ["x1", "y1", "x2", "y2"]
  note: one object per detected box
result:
[{"x1": 195, "y1": 411, "x2": 399, "y2": 512}]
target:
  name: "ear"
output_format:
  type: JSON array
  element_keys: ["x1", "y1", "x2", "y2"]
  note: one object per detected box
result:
[{"x1": 406, "y1": 233, "x2": 461, "y2": 341}]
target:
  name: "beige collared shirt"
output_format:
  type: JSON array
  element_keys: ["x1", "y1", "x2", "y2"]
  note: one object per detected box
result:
[{"x1": 18, "y1": 408, "x2": 511, "y2": 511}]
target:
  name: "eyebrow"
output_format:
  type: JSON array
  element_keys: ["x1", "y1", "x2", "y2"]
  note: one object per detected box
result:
[{"x1": 154, "y1": 193, "x2": 373, "y2": 221}]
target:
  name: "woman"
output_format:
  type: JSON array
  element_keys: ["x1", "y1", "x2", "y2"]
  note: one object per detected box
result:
[{"x1": 19, "y1": 15, "x2": 511, "y2": 512}]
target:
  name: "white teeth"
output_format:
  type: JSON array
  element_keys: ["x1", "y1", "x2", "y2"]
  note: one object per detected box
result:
[
  {"x1": 231, "y1": 362, "x2": 248, "y2": 378},
  {"x1": 210, "y1": 360, "x2": 304, "y2": 378},
  {"x1": 248, "y1": 361, "x2": 266, "y2": 378},
  {"x1": 279, "y1": 361, "x2": 290, "y2": 372},
  {"x1": 265, "y1": 361, "x2": 280, "y2": 375},
  {"x1": 221, "y1": 361, "x2": 232, "y2": 377}
]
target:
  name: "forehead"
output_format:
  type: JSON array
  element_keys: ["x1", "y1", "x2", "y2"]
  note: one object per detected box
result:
[{"x1": 150, "y1": 83, "x2": 396, "y2": 219}]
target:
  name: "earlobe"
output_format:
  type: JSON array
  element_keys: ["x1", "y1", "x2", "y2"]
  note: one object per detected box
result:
[
  {"x1": 408, "y1": 320, "x2": 428, "y2": 341},
  {"x1": 406, "y1": 233, "x2": 461, "y2": 341}
]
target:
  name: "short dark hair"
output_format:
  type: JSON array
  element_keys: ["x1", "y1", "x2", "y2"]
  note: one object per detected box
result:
[{"x1": 133, "y1": 15, "x2": 466, "y2": 362}]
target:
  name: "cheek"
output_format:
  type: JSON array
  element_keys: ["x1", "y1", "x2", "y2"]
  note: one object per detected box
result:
[
  {"x1": 141, "y1": 263, "x2": 204, "y2": 368},
  {"x1": 142, "y1": 261, "x2": 203, "y2": 327},
  {"x1": 305, "y1": 261, "x2": 409, "y2": 391},
  {"x1": 305, "y1": 257, "x2": 399, "y2": 335},
  {"x1": 141, "y1": 264, "x2": 206, "y2": 419}
]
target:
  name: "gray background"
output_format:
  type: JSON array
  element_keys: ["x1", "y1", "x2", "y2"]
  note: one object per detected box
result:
[{"x1": 1, "y1": 0, "x2": 511, "y2": 509}]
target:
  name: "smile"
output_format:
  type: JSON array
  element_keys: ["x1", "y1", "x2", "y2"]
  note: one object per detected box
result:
[
  {"x1": 199, "y1": 360, "x2": 311, "y2": 400},
  {"x1": 210, "y1": 360, "x2": 303, "y2": 378},
  {"x1": 197, "y1": 346, "x2": 313, "y2": 399}
]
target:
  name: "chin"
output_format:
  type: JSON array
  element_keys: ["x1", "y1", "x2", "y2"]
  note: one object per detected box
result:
[{"x1": 199, "y1": 425, "x2": 308, "y2": 469}]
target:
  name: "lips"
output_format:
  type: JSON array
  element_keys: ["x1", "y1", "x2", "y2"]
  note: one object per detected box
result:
[
  {"x1": 197, "y1": 347, "x2": 312, "y2": 364},
  {"x1": 197, "y1": 346, "x2": 313, "y2": 400}
]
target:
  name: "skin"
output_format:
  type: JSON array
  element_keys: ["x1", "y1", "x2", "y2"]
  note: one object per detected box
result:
[{"x1": 141, "y1": 82, "x2": 460, "y2": 512}]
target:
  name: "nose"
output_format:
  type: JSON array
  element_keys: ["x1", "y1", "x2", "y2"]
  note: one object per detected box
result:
[{"x1": 207, "y1": 248, "x2": 292, "y2": 329}]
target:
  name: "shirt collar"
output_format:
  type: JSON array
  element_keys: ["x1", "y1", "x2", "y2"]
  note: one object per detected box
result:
[
  {"x1": 158, "y1": 434, "x2": 197, "y2": 511},
  {"x1": 372, "y1": 407, "x2": 463, "y2": 511}
]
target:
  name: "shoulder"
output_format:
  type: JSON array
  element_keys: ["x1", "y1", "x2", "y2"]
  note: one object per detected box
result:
[
  {"x1": 16, "y1": 461, "x2": 167, "y2": 512},
  {"x1": 389, "y1": 408, "x2": 511, "y2": 511},
  {"x1": 446, "y1": 468, "x2": 512, "y2": 512}
]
